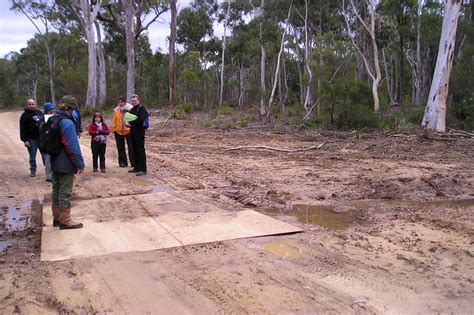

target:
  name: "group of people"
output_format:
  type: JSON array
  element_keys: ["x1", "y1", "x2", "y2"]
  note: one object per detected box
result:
[{"x1": 19, "y1": 94, "x2": 149, "y2": 230}]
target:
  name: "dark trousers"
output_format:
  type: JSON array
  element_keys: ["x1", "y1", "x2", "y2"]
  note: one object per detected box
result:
[
  {"x1": 27, "y1": 138, "x2": 45, "y2": 172},
  {"x1": 114, "y1": 132, "x2": 134, "y2": 167},
  {"x1": 131, "y1": 128, "x2": 146, "y2": 172},
  {"x1": 91, "y1": 141, "x2": 106, "y2": 170},
  {"x1": 52, "y1": 172, "x2": 74, "y2": 209}
]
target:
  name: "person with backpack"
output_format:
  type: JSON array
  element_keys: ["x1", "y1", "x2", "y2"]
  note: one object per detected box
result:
[
  {"x1": 112, "y1": 96, "x2": 134, "y2": 168},
  {"x1": 87, "y1": 112, "x2": 110, "y2": 173},
  {"x1": 125, "y1": 93, "x2": 148, "y2": 176},
  {"x1": 19, "y1": 99, "x2": 45, "y2": 177},
  {"x1": 49, "y1": 95, "x2": 85, "y2": 230},
  {"x1": 43, "y1": 102, "x2": 55, "y2": 182}
]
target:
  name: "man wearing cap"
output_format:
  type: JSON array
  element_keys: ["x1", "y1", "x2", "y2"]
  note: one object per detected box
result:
[
  {"x1": 49, "y1": 95, "x2": 85, "y2": 229},
  {"x1": 43, "y1": 102, "x2": 55, "y2": 182},
  {"x1": 19, "y1": 98, "x2": 45, "y2": 177}
]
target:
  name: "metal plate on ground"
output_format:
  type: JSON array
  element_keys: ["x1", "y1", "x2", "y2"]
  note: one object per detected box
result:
[{"x1": 41, "y1": 192, "x2": 302, "y2": 261}]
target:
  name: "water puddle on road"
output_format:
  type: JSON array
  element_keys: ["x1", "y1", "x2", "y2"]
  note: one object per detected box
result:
[
  {"x1": 256, "y1": 199, "x2": 474, "y2": 231},
  {"x1": 257, "y1": 204, "x2": 367, "y2": 231},
  {"x1": 0, "y1": 197, "x2": 44, "y2": 232},
  {"x1": 131, "y1": 178, "x2": 153, "y2": 186},
  {"x1": 262, "y1": 240, "x2": 311, "y2": 259},
  {"x1": 0, "y1": 240, "x2": 13, "y2": 252}
]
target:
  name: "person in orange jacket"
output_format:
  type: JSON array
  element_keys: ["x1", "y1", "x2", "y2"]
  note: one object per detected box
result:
[{"x1": 112, "y1": 96, "x2": 134, "y2": 168}]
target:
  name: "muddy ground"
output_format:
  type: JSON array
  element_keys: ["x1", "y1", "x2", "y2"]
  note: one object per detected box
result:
[{"x1": 0, "y1": 111, "x2": 473, "y2": 313}]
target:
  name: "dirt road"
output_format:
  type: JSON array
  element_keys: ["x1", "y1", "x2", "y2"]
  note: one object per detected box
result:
[{"x1": 1, "y1": 111, "x2": 473, "y2": 313}]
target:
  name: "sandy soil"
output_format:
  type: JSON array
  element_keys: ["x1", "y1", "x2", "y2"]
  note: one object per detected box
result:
[{"x1": 1, "y1": 111, "x2": 473, "y2": 313}]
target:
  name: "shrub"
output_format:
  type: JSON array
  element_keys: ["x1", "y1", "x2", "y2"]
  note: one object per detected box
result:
[{"x1": 217, "y1": 105, "x2": 234, "y2": 116}]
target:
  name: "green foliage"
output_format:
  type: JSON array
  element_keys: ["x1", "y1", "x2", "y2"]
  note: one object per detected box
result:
[
  {"x1": 173, "y1": 103, "x2": 193, "y2": 120},
  {"x1": 448, "y1": 98, "x2": 474, "y2": 131},
  {"x1": 336, "y1": 104, "x2": 380, "y2": 130},
  {"x1": 217, "y1": 105, "x2": 234, "y2": 116},
  {"x1": 379, "y1": 112, "x2": 419, "y2": 133}
]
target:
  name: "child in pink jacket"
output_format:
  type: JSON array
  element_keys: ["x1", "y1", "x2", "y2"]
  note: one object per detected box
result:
[{"x1": 87, "y1": 112, "x2": 111, "y2": 173}]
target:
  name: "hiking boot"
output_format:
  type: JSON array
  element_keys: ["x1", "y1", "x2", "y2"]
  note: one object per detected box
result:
[
  {"x1": 93, "y1": 168, "x2": 98, "y2": 172},
  {"x1": 29, "y1": 171, "x2": 36, "y2": 177},
  {"x1": 128, "y1": 169, "x2": 139, "y2": 173},
  {"x1": 136, "y1": 171, "x2": 147, "y2": 176},
  {"x1": 101, "y1": 169, "x2": 106, "y2": 173},
  {"x1": 58, "y1": 208, "x2": 83, "y2": 230},
  {"x1": 52, "y1": 204, "x2": 60, "y2": 227}
]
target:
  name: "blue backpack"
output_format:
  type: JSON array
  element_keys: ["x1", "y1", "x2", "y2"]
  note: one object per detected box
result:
[{"x1": 142, "y1": 107, "x2": 149, "y2": 129}]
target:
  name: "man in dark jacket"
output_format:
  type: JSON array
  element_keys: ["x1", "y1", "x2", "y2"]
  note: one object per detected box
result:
[
  {"x1": 19, "y1": 99, "x2": 45, "y2": 177},
  {"x1": 50, "y1": 95, "x2": 85, "y2": 230},
  {"x1": 126, "y1": 94, "x2": 148, "y2": 176}
]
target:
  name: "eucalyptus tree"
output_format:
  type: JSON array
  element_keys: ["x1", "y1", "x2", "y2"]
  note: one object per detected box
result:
[
  {"x1": 342, "y1": 0, "x2": 382, "y2": 113},
  {"x1": 62, "y1": 0, "x2": 102, "y2": 107},
  {"x1": 169, "y1": 0, "x2": 177, "y2": 108},
  {"x1": 99, "y1": 0, "x2": 170, "y2": 100},
  {"x1": 422, "y1": 0, "x2": 463, "y2": 132},
  {"x1": 11, "y1": 0, "x2": 62, "y2": 105},
  {"x1": 177, "y1": 0, "x2": 217, "y2": 106}
]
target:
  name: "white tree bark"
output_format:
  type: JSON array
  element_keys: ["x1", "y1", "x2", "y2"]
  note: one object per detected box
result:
[
  {"x1": 121, "y1": 0, "x2": 136, "y2": 100},
  {"x1": 267, "y1": 1, "x2": 292, "y2": 118},
  {"x1": 415, "y1": 0, "x2": 424, "y2": 106},
  {"x1": 303, "y1": 0, "x2": 313, "y2": 112},
  {"x1": 219, "y1": 0, "x2": 231, "y2": 107},
  {"x1": 344, "y1": 0, "x2": 382, "y2": 112},
  {"x1": 69, "y1": 0, "x2": 101, "y2": 107},
  {"x1": 169, "y1": 0, "x2": 177, "y2": 108},
  {"x1": 422, "y1": 0, "x2": 462, "y2": 132},
  {"x1": 95, "y1": 21, "x2": 106, "y2": 106}
]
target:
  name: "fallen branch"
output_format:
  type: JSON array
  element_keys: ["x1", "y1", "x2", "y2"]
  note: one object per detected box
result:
[
  {"x1": 447, "y1": 128, "x2": 474, "y2": 138},
  {"x1": 423, "y1": 132, "x2": 456, "y2": 142},
  {"x1": 225, "y1": 142, "x2": 324, "y2": 153}
]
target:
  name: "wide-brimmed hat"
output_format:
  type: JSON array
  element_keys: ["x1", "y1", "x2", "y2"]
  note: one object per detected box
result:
[{"x1": 58, "y1": 95, "x2": 78, "y2": 110}]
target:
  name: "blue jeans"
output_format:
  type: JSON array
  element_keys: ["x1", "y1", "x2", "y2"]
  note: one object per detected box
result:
[{"x1": 27, "y1": 139, "x2": 45, "y2": 173}]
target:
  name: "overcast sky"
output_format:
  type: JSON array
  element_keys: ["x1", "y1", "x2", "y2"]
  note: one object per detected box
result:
[{"x1": 0, "y1": 1, "x2": 209, "y2": 58}]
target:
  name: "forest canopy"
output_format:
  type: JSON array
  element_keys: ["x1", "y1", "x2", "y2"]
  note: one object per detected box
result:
[{"x1": 0, "y1": 0, "x2": 472, "y2": 131}]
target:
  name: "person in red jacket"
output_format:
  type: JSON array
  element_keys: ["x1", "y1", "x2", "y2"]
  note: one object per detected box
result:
[{"x1": 87, "y1": 112, "x2": 110, "y2": 173}]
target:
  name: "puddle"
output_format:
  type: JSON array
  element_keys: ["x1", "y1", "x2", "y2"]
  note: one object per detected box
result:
[
  {"x1": 262, "y1": 240, "x2": 311, "y2": 259},
  {"x1": 151, "y1": 186, "x2": 168, "y2": 193},
  {"x1": 0, "y1": 240, "x2": 13, "y2": 252},
  {"x1": 1, "y1": 197, "x2": 44, "y2": 232},
  {"x1": 256, "y1": 199, "x2": 474, "y2": 231},
  {"x1": 352, "y1": 198, "x2": 474, "y2": 210},
  {"x1": 131, "y1": 178, "x2": 153, "y2": 186},
  {"x1": 257, "y1": 204, "x2": 367, "y2": 231}
]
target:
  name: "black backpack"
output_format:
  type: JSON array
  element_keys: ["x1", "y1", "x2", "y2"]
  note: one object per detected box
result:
[{"x1": 39, "y1": 115, "x2": 65, "y2": 156}]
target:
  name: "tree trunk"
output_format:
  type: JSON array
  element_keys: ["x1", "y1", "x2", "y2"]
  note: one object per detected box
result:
[
  {"x1": 422, "y1": 0, "x2": 461, "y2": 132},
  {"x1": 95, "y1": 21, "x2": 106, "y2": 107},
  {"x1": 382, "y1": 48, "x2": 395, "y2": 107},
  {"x1": 259, "y1": 0, "x2": 266, "y2": 118},
  {"x1": 415, "y1": 0, "x2": 423, "y2": 106},
  {"x1": 219, "y1": 0, "x2": 231, "y2": 107},
  {"x1": 345, "y1": 0, "x2": 381, "y2": 112},
  {"x1": 84, "y1": 23, "x2": 97, "y2": 107},
  {"x1": 123, "y1": 0, "x2": 136, "y2": 100},
  {"x1": 44, "y1": 40, "x2": 56, "y2": 106},
  {"x1": 303, "y1": 0, "x2": 312, "y2": 113},
  {"x1": 238, "y1": 63, "x2": 245, "y2": 107},
  {"x1": 69, "y1": 0, "x2": 101, "y2": 107},
  {"x1": 169, "y1": 0, "x2": 177, "y2": 108},
  {"x1": 267, "y1": 1, "x2": 292, "y2": 118}
]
